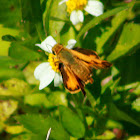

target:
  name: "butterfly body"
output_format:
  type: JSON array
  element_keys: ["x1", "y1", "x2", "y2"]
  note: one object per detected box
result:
[{"x1": 52, "y1": 44, "x2": 112, "y2": 95}]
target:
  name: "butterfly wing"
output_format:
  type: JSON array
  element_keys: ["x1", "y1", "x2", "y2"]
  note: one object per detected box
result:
[
  {"x1": 70, "y1": 47, "x2": 112, "y2": 69},
  {"x1": 59, "y1": 64, "x2": 86, "y2": 95}
]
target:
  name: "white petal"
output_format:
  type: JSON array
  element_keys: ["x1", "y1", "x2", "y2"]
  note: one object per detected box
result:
[
  {"x1": 54, "y1": 73, "x2": 63, "y2": 87},
  {"x1": 35, "y1": 36, "x2": 57, "y2": 53},
  {"x1": 66, "y1": 39, "x2": 77, "y2": 49},
  {"x1": 84, "y1": 0, "x2": 104, "y2": 16},
  {"x1": 70, "y1": 10, "x2": 84, "y2": 25},
  {"x1": 34, "y1": 62, "x2": 55, "y2": 90},
  {"x1": 46, "y1": 128, "x2": 51, "y2": 140},
  {"x1": 59, "y1": 0, "x2": 68, "y2": 5}
]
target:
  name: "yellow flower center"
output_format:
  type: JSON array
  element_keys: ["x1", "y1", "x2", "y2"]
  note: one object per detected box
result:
[
  {"x1": 66, "y1": 0, "x2": 87, "y2": 14},
  {"x1": 48, "y1": 54, "x2": 60, "y2": 72}
]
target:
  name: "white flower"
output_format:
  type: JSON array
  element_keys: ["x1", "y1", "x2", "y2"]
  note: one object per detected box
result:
[
  {"x1": 59, "y1": 0, "x2": 104, "y2": 25},
  {"x1": 34, "y1": 36, "x2": 77, "y2": 90}
]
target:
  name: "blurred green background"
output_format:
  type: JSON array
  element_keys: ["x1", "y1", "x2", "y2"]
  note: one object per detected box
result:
[{"x1": 0, "y1": 0, "x2": 140, "y2": 140}]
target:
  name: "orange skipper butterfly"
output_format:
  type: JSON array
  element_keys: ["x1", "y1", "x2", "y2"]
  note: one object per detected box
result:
[{"x1": 52, "y1": 44, "x2": 112, "y2": 95}]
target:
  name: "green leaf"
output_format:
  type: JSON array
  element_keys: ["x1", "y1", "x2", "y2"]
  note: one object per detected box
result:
[
  {"x1": 59, "y1": 106, "x2": 85, "y2": 138},
  {"x1": 43, "y1": 0, "x2": 53, "y2": 33},
  {"x1": 107, "y1": 23, "x2": 140, "y2": 61},
  {"x1": 0, "y1": 100, "x2": 18, "y2": 121},
  {"x1": 95, "y1": 130, "x2": 115, "y2": 140},
  {"x1": 0, "y1": 0, "x2": 21, "y2": 27},
  {"x1": 24, "y1": 92, "x2": 67, "y2": 108},
  {"x1": 11, "y1": 133, "x2": 31, "y2": 140},
  {"x1": 5, "y1": 125, "x2": 24, "y2": 134},
  {"x1": 60, "y1": 26, "x2": 76, "y2": 46},
  {"x1": 0, "y1": 78, "x2": 30, "y2": 96},
  {"x1": 0, "y1": 24, "x2": 19, "y2": 56},
  {"x1": 108, "y1": 103, "x2": 140, "y2": 127},
  {"x1": 116, "y1": 82, "x2": 139, "y2": 92},
  {"x1": 0, "y1": 68, "x2": 25, "y2": 81},
  {"x1": 23, "y1": 61, "x2": 40, "y2": 85},
  {"x1": 132, "y1": 98, "x2": 140, "y2": 112},
  {"x1": 20, "y1": 0, "x2": 42, "y2": 23},
  {"x1": 96, "y1": 10, "x2": 128, "y2": 54},
  {"x1": 2, "y1": 35, "x2": 17, "y2": 41},
  {"x1": 106, "y1": 119, "x2": 123, "y2": 129},
  {"x1": 18, "y1": 114, "x2": 70, "y2": 140},
  {"x1": 49, "y1": 0, "x2": 67, "y2": 38},
  {"x1": 77, "y1": 6, "x2": 129, "y2": 40},
  {"x1": 0, "y1": 56, "x2": 24, "y2": 68},
  {"x1": 9, "y1": 42, "x2": 41, "y2": 62}
]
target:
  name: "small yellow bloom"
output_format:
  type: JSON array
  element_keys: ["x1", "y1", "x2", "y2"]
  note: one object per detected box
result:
[
  {"x1": 48, "y1": 53, "x2": 60, "y2": 73},
  {"x1": 66, "y1": 0, "x2": 87, "y2": 13}
]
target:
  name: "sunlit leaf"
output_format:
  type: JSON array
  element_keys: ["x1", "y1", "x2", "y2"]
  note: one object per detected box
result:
[
  {"x1": 24, "y1": 92, "x2": 67, "y2": 108},
  {"x1": 107, "y1": 23, "x2": 140, "y2": 61},
  {"x1": 132, "y1": 98, "x2": 140, "y2": 112},
  {"x1": 95, "y1": 130, "x2": 115, "y2": 140},
  {"x1": 96, "y1": 10, "x2": 128, "y2": 54},
  {"x1": 0, "y1": 78, "x2": 30, "y2": 96},
  {"x1": 5, "y1": 125, "x2": 24, "y2": 134},
  {"x1": 49, "y1": 0, "x2": 68, "y2": 38},
  {"x1": 0, "y1": 24, "x2": 19, "y2": 56},
  {"x1": 77, "y1": 6, "x2": 129, "y2": 40},
  {"x1": 23, "y1": 61, "x2": 40, "y2": 85},
  {"x1": 0, "y1": 100, "x2": 18, "y2": 121}
]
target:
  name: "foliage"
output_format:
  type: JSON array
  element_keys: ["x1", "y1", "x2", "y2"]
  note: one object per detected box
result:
[{"x1": 0, "y1": 0, "x2": 140, "y2": 140}]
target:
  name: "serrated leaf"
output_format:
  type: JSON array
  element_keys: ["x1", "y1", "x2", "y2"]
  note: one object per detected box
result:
[
  {"x1": 107, "y1": 23, "x2": 140, "y2": 61},
  {"x1": 59, "y1": 106, "x2": 85, "y2": 138},
  {"x1": 18, "y1": 114, "x2": 70, "y2": 140}
]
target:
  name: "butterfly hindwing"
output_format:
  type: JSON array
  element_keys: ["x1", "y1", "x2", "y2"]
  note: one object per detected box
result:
[{"x1": 59, "y1": 64, "x2": 85, "y2": 95}]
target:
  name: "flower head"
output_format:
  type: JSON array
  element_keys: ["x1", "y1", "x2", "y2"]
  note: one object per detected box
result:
[
  {"x1": 34, "y1": 36, "x2": 77, "y2": 90},
  {"x1": 59, "y1": 0, "x2": 104, "y2": 25}
]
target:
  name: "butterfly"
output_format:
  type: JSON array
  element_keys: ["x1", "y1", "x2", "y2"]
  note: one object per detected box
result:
[{"x1": 52, "y1": 44, "x2": 112, "y2": 95}]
